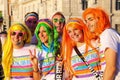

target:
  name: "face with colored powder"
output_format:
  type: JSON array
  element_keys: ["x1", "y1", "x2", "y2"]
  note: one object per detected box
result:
[
  {"x1": 52, "y1": 14, "x2": 65, "y2": 35},
  {"x1": 25, "y1": 16, "x2": 38, "y2": 36}
]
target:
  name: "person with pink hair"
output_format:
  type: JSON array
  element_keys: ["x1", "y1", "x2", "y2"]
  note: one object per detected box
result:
[{"x1": 83, "y1": 7, "x2": 120, "y2": 80}]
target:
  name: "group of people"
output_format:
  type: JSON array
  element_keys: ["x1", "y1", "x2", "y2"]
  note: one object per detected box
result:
[{"x1": 0, "y1": 7, "x2": 120, "y2": 80}]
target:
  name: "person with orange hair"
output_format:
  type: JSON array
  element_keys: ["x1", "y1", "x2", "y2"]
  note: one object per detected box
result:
[
  {"x1": 61, "y1": 18, "x2": 102, "y2": 80},
  {"x1": 82, "y1": 7, "x2": 120, "y2": 80}
]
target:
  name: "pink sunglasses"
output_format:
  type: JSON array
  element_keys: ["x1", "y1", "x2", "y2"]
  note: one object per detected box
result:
[{"x1": 11, "y1": 31, "x2": 25, "y2": 37}]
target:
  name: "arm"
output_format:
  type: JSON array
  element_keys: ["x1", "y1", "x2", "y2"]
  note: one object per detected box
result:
[
  {"x1": 103, "y1": 48, "x2": 116, "y2": 80},
  {"x1": 33, "y1": 66, "x2": 41, "y2": 80},
  {"x1": 29, "y1": 49, "x2": 41, "y2": 80}
]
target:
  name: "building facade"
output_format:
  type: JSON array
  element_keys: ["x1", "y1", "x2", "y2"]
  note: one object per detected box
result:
[{"x1": 0, "y1": 0, "x2": 120, "y2": 33}]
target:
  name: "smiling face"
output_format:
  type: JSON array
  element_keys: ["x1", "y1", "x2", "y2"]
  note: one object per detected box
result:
[
  {"x1": 85, "y1": 14, "x2": 98, "y2": 33},
  {"x1": 67, "y1": 27, "x2": 84, "y2": 42},
  {"x1": 25, "y1": 16, "x2": 38, "y2": 36},
  {"x1": 38, "y1": 26, "x2": 48, "y2": 45},
  {"x1": 10, "y1": 30, "x2": 25, "y2": 48},
  {"x1": 52, "y1": 14, "x2": 65, "y2": 35}
]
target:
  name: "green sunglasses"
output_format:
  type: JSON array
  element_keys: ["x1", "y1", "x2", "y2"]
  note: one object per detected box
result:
[{"x1": 53, "y1": 18, "x2": 65, "y2": 23}]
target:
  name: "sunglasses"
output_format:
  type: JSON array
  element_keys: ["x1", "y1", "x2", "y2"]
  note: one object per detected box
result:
[
  {"x1": 53, "y1": 18, "x2": 65, "y2": 23},
  {"x1": 26, "y1": 20, "x2": 37, "y2": 24},
  {"x1": 11, "y1": 31, "x2": 25, "y2": 37}
]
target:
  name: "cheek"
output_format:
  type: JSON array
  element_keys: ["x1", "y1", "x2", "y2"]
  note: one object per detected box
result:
[
  {"x1": 25, "y1": 21, "x2": 31, "y2": 26},
  {"x1": 10, "y1": 36, "x2": 14, "y2": 40},
  {"x1": 44, "y1": 34, "x2": 48, "y2": 39},
  {"x1": 68, "y1": 32, "x2": 72, "y2": 38},
  {"x1": 76, "y1": 32, "x2": 83, "y2": 38}
]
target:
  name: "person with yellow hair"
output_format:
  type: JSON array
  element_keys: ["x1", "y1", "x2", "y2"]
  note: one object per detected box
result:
[
  {"x1": 61, "y1": 18, "x2": 102, "y2": 80},
  {"x1": 2, "y1": 23, "x2": 37, "y2": 80}
]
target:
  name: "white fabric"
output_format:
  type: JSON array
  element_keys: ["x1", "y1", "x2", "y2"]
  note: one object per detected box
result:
[
  {"x1": 99, "y1": 28, "x2": 120, "y2": 80},
  {"x1": 70, "y1": 44, "x2": 102, "y2": 80},
  {"x1": 11, "y1": 44, "x2": 36, "y2": 80},
  {"x1": 36, "y1": 48, "x2": 55, "y2": 80}
]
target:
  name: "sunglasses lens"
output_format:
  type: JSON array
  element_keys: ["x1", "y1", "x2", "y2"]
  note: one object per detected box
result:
[
  {"x1": 60, "y1": 18, "x2": 65, "y2": 23},
  {"x1": 11, "y1": 32, "x2": 24, "y2": 37},
  {"x1": 53, "y1": 18, "x2": 64, "y2": 23},
  {"x1": 53, "y1": 19, "x2": 58, "y2": 23},
  {"x1": 11, "y1": 32, "x2": 16, "y2": 36},
  {"x1": 33, "y1": 21, "x2": 37, "y2": 24},
  {"x1": 28, "y1": 20, "x2": 32, "y2": 23},
  {"x1": 18, "y1": 33, "x2": 23, "y2": 36}
]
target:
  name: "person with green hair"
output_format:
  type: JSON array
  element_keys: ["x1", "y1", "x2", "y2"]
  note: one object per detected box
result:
[
  {"x1": 2, "y1": 23, "x2": 37, "y2": 80},
  {"x1": 29, "y1": 18, "x2": 60, "y2": 80}
]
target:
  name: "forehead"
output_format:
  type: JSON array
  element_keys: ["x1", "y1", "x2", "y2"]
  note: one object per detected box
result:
[
  {"x1": 67, "y1": 26, "x2": 81, "y2": 31},
  {"x1": 11, "y1": 30, "x2": 23, "y2": 32},
  {"x1": 85, "y1": 14, "x2": 94, "y2": 19},
  {"x1": 40, "y1": 26, "x2": 45, "y2": 30},
  {"x1": 11, "y1": 25, "x2": 24, "y2": 31},
  {"x1": 53, "y1": 14, "x2": 63, "y2": 19},
  {"x1": 26, "y1": 16, "x2": 37, "y2": 20}
]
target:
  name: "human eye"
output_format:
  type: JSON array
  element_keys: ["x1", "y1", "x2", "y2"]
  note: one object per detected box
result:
[
  {"x1": 88, "y1": 17, "x2": 94, "y2": 21},
  {"x1": 67, "y1": 30, "x2": 71, "y2": 34},
  {"x1": 60, "y1": 18, "x2": 65, "y2": 23}
]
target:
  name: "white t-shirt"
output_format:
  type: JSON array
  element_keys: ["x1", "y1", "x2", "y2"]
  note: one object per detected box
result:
[
  {"x1": 99, "y1": 28, "x2": 120, "y2": 80},
  {"x1": 36, "y1": 48, "x2": 55, "y2": 80},
  {"x1": 11, "y1": 44, "x2": 36, "y2": 80},
  {"x1": 71, "y1": 44, "x2": 102, "y2": 80}
]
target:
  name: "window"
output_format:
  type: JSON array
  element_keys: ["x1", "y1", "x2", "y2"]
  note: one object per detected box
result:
[
  {"x1": 115, "y1": 24, "x2": 120, "y2": 33},
  {"x1": 94, "y1": 0, "x2": 97, "y2": 4},
  {"x1": 82, "y1": 0, "x2": 88, "y2": 10},
  {"x1": 116, "y1": 0, "x2": 120, "y2": 10}
]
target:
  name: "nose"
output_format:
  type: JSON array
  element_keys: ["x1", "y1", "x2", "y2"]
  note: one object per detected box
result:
[
  {"x1": 40, "y1": 32, "x2": 44, "y2": 37},
  {"x1": 70, "y1": 31, "x2": 76, "y2": 37},
  {"x1": 57, "y1": 21, "x2": 62, "y2": 25},
  {"x1": 85, "y1": 21, "x2": 90, "y2": 27},
  {"x1": 14, "y1": 34, "x2": 20, "y2": 38}
]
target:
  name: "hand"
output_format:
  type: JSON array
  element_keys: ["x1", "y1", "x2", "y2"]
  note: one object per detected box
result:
[
  {"x1": 65, "y1": 71, "x2": 73, "y2": 80},
  {"x1": 29, "y1": 49, "x2": 38, "y2": 71}
]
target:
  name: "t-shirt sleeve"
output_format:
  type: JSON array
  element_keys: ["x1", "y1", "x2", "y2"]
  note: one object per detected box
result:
[{"x1": 100, "y1": 29, "x2": 120, "y2": 52}]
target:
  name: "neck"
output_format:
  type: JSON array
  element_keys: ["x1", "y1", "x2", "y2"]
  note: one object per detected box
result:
[
  {"x1": 13, "y1": 43, "x2": 24, "y2": 49},
  {"x1": 76, "y1": 42, "x2": 85, "y2": 47},
  {"x1": 44, "y1": 42, "x2": 48, "y2": 47}
]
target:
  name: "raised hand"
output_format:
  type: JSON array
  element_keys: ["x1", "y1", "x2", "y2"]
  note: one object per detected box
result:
[{"x1": 29, "y1": 49, "x2": 39, "y2": 72}]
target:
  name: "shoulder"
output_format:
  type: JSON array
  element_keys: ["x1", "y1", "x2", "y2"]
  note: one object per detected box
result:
[
  {"x1": 102, "y1": 28, "x2": 119, "y2": 35},
  {"x1": 100, "y1": 28, "x2": 120, "y2": 39}
]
